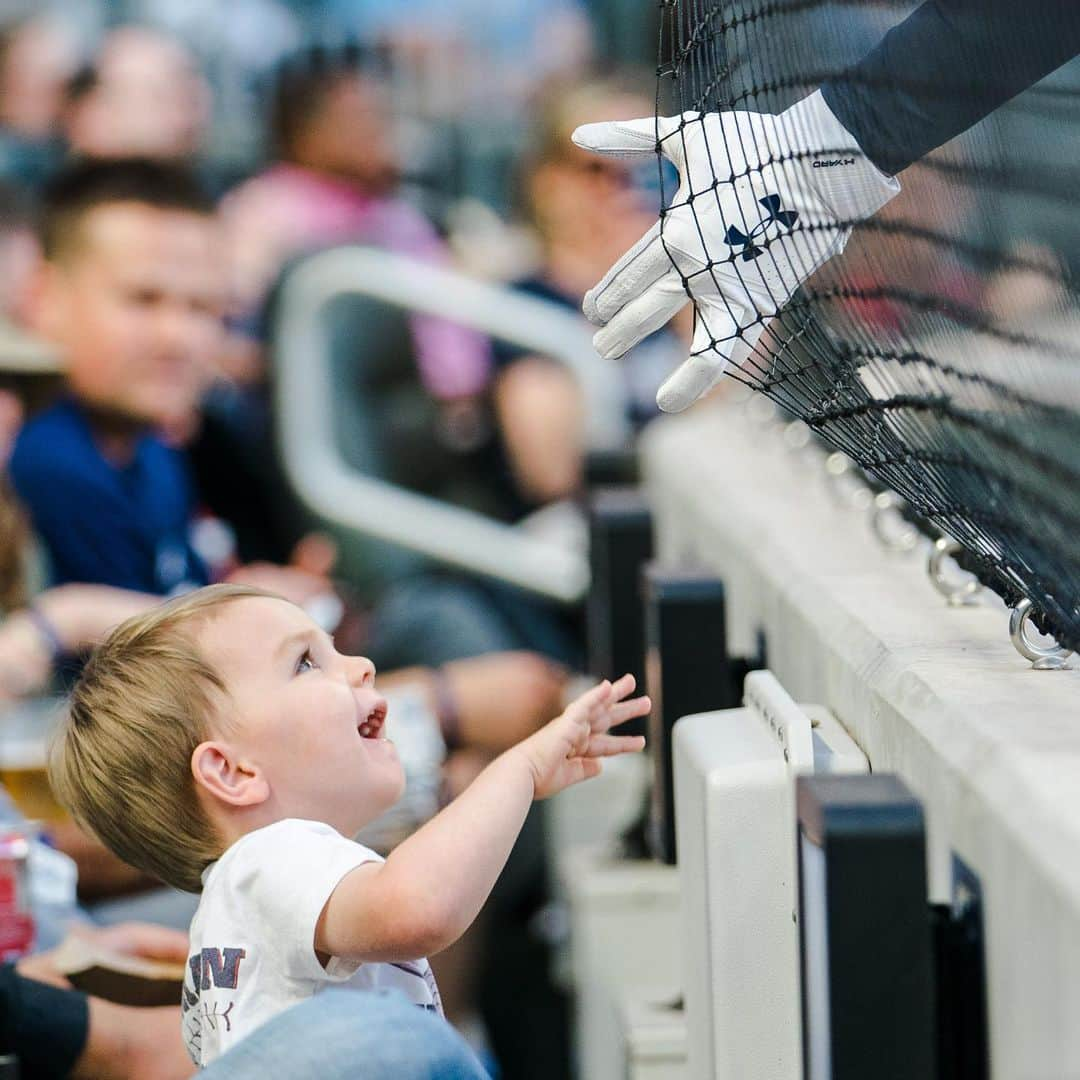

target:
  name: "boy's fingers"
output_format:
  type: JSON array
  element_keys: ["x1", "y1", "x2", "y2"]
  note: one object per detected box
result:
[
  {"x1": 579, "y1": 679, "x2": 613, "y2": 709},
  {"x1": 588, "y1": 674, "x2": 637, "y2": 720},
  {"x1": 587, "y1": 733, "x2": 646, "y2": 757},
  {"x1": 564, "y1": 680, "x2": 611, "y2": 723},
  {"x1": 599, "y1": 695, "x2": 652, "y2": 730}
]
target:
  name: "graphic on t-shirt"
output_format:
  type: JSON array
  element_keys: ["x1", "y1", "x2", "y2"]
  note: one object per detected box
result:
[
  {"x1": 203, "y1": 1000, "x2": 236, "y2": 1032},
  {"x1": 182, "y1": 947, "x2": 247, "y2": 1057}
]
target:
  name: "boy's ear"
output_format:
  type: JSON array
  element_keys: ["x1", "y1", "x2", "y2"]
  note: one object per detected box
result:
[{"x1": 191, "y1": 741, "x2": 270, "y2": 809}]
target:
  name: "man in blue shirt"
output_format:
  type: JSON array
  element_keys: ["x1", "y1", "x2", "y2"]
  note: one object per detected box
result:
[
  {"x1": 11, "y1": 158, "x2": 353, "y2": 616},
  {"x1": 10, "y1": 160, "x2": 218, "y2": 596}
]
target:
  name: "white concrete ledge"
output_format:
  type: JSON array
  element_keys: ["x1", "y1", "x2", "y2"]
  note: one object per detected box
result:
[{"x1": 642, "y1": 396, "x2": 1080, "y2": 1076}]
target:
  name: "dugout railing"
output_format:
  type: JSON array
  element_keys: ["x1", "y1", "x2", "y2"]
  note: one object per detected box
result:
[{"x1": 270, "y1": 245, "x2": 632, "y2": 604}]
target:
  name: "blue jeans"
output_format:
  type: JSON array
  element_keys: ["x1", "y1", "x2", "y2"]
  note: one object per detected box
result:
[{"x1": 201, "y1": 989, "x2": 489, "y2": 1079}]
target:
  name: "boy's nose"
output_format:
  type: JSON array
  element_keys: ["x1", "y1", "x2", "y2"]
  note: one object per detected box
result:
[{"x1": 347, "y1": 656, "x2": 376, "y2": 686}]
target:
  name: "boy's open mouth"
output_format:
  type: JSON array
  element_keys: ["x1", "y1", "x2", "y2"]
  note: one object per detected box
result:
[{"x1": 358, "y1": 697, "x2": 388, "y2": 739}]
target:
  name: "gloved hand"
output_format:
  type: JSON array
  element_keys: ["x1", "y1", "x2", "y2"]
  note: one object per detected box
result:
[{"x1": 572, "y1": 90, "x2": 901, "y2": 412}]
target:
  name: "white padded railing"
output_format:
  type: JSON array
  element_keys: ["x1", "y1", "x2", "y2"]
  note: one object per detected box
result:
[
  {"x1": 272, "y1": 246, "x2": 631, "y2": 603},
  {"x1": 643, "y1": 393, "x2": 1080, "y2": 1077}
]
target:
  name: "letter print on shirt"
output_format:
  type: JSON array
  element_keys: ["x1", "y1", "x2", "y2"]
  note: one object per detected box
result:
[{"x1": 182, "y1": 947, "x2": 247, "y2": 1058}]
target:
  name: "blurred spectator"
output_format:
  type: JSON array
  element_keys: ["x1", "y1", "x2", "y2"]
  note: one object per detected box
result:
[
  {"x1": 321, "y1": 0, "x2": 594, "y2": 216},
  {"x1": 0, "y1": 14, "x2": 78, "y2": 191},
  {"x1": 64, "y1": 26, "x2": 211, "y2": 169},
  {"x1": 10, "y1": 160, "x2": 223, "y2": 594},
  {"x1": 222, "y1": 45, "x2": 492, "y2": 403},
  {"x1": 137, "y1": 0, "x2": 301, "y2": 170},
  {"x1": 491, "y1": 76, "x2": 687, "y2": 512},
  {"x1": 4, "y1": 157, "x2": 332, "y2": 615},
  {"x1": 138, "y1": 0, "x2": 592, "y2": 209}
]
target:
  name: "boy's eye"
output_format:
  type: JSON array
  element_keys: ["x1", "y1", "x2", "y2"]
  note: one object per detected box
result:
[{"x1": 296, "y1": 649, "x2": 318, "y2": 675}]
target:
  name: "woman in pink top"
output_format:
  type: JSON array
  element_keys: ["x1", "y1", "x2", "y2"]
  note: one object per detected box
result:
[{"x1": 222, "y1": 50, "x2": 491, "y2": 403}]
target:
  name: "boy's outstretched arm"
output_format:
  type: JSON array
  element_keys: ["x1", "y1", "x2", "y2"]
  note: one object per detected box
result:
[{"x1": 316, "y1": 675, "x2": 648, "y2": 963}]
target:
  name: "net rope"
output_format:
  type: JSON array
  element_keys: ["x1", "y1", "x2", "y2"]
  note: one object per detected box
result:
[{"x1": 656, "y1": 0, "x2": 1080, "y2": 651}]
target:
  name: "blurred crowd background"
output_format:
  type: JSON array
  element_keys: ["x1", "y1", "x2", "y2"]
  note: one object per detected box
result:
[
  {"x1": 0, "y1": 0, "x2": 656, "y2": 218},
  {"x1": 0, "y1": 2, "x2": 681, "y2": 1078}
]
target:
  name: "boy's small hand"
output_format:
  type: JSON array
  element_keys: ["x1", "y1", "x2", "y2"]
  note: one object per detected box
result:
[{"x1": 517, "y1": 674, "x2": 649, "y2": 799}]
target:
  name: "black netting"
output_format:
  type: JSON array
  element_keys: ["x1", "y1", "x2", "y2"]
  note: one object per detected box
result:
[{"x1": 655, "y1": 0, "x2": 1080, "y2": 651}]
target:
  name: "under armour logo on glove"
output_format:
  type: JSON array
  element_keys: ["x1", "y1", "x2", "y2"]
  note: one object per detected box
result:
[
  {"x1": 724, "y1": 195, "x2": 800, "y2": 261},
  {"x1": 572, "y1": 92, "x2": 901, "y2": 412}
]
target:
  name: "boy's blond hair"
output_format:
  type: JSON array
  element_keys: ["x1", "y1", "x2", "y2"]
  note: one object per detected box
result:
[{"x1": 49, "y1": 583, "x2": 275, "y2": 893}]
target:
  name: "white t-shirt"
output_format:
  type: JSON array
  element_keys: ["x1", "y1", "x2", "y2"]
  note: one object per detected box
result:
[{"x1": 182, "y1": 818, "x2": 442, "y2": 1067}]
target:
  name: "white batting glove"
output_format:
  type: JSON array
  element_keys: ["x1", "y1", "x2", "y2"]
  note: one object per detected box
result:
[{"x1": 572, "y1": 90, "x2": 901, "y2": 412}]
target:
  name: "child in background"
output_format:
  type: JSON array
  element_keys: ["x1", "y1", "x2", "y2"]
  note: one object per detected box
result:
[{"x1": 49, "y1": 583, "x2": 648, "y2": 1066}]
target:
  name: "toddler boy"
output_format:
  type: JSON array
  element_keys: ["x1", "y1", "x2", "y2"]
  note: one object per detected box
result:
[{"x1": 49, "y1": 583, "x2": 647, "y2": 1065}]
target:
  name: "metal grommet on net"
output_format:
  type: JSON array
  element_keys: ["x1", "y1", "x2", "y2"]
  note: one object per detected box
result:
[
  {"x1": 870, "y1": 492, "x2": 921, "y2": 554},
  {"x1": 824, "y1": 450, "x2": 849, "y2": 481},
  {"x1": 1009, "y1": 599, "x2": 1073, "y2": 670},
  {"x1": 927, "y1": 538, "x2": 981, "y2": 607}
]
